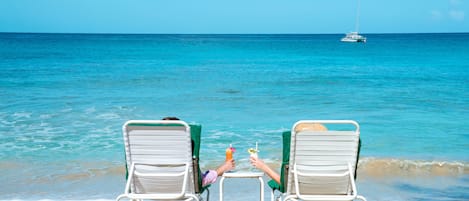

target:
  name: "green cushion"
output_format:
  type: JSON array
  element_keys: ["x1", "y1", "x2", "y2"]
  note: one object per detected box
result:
[
  {"x1": 189, "y1": 124, "x2": 209, "y2": 193},
  {"x1": 268, "y1": 131, "x2": 291, "y2": 193}
]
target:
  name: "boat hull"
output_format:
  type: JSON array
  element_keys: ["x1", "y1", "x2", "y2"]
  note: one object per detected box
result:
[{"x1": 341, "y1": 32, "x2": 366, "y2": 43}]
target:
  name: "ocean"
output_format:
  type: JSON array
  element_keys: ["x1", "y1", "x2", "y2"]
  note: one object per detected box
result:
[{"x1": 0, "y1": 33, "x2": 468, "y2": 200}]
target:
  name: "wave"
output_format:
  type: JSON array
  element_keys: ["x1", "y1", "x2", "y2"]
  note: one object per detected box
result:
[
  {"x1": 252, "y1": 157, "x2": 469, "y2": 178},
  {"x1": 357, "y1": 157, "x2": 469, "y2": 177}
]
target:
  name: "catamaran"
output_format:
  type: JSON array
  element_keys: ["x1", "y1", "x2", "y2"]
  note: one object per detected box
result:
[
  {"x1": 341, "y1": 32, "x2": 366, "y2": 42},
  {"x1": 341, "y1": 0, "x2": 366, "y2": 43}
]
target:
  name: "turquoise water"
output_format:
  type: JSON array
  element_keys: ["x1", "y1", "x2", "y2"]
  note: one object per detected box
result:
[{"x1": 0, "y1": 33, "x2": 468, "y2": 200}]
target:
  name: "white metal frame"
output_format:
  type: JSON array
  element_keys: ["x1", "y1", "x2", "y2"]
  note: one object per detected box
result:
[
  {"x1": 287, "y1": 163, "x2": 360, "y2": 201},
  {"x1": 219, "y1": 171, "x2": 265, "y2": 201},
  {"x1": 116, "y1": 120, "x2": 200, "y2": 201},
  {"x1": 116, "y1": 162, "x2": 198, "y2": 201}
]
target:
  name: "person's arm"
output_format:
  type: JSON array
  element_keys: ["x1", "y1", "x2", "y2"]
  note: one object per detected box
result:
[
  {"x1": 216, "y1": 159, "x2": 235, "y2": 176},
  {"x1": 250, "y1": 156, "x2": 280, "y2": 184},
  {"x1": 202, "y1": 159, "x2": 236, "y2": 186}
]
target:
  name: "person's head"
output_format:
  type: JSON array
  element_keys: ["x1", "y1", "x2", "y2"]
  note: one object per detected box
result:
[
  {"x1": 162, "y1": 116, "x2": 194, "y2": 152},
  {"x1": 294, "y1": 123, "x2": 328, "y2": 132},
  {"x1": 162, "y1": 116, "x2": 180, "y2": 120}
]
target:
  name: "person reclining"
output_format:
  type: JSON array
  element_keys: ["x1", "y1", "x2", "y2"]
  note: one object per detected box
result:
[
  {"x1": 162, "y1": 116, "x2": 236, "y2": 186},
  {"x1": 249, "y1": 123, "x2": 327, "y2": 184}
]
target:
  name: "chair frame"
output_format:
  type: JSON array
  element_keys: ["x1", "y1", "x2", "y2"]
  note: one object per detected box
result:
[
  {"x1": 116, "y1": 120, "x2": 201, "y2": 201},
  {"x1": 272, "y1": 120, "x2": 366, "y2": 201}
]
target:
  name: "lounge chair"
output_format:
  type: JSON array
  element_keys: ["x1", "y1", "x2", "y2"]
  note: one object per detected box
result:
[
  {"x1": 270, "y1": 120, "x2": 366, "y2": 201},
  {"x1": 116, "y1": 120, "x2": 209, "y2": 201}
]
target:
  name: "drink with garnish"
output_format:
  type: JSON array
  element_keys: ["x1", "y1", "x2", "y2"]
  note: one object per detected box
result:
[
  {"x1": 226, "y1": 144, "x2": 235, "y2": 161},
  {"x1": 247, "y1": 142, "x2": 259, "y2": 171}
]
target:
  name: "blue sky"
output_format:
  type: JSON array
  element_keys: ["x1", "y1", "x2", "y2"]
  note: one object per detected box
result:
[{"x1": 0, "y1": 0, "x2": 467, "y2": 34}]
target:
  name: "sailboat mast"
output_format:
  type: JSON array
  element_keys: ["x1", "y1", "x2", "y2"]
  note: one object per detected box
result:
[{"x1": 355, "y1": 0, "x2": 360, "y2": 32}]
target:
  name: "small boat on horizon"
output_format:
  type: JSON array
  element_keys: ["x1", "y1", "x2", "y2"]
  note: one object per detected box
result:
[
  {"x1": 341, "y1": 31, "x2": 366, "y2": 43},
  {"x1": 341, "y1": 0, "x2": 366, "y2": 43}
]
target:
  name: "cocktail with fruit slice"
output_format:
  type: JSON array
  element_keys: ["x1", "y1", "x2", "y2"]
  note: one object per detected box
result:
[
  {"x1": 247, "y1": 142, "x2": 259, "y2": 171},
  {"x1": 247, "y1": 147, "x2": 258, "y2": 158}
]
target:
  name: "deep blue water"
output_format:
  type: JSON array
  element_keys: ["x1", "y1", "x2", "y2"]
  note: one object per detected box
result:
[{"x1": 0, "y1": 33, "x2": 468, "y2": 200}]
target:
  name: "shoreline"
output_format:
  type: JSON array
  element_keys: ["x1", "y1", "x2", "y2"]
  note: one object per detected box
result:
[
  {"x1": 2, "y1": 157, "x2": 468, "y2": 200},
  {"x1": 1, "y1": 157, "x2": 468, "y2": 181},
  {"x1": 2, "y1": 174, "x2": 468, "y2": 201}
]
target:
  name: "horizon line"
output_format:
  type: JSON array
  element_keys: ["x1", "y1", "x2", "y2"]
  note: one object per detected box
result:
[{"x1": 1, "y1": 31, "x2": 469, "y2": 35}]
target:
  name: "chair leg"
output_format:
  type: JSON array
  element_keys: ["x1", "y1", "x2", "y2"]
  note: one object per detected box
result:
[
  {"x1": 356, "y1": 195, "x2": 367, "y2": 201},
  {"x1": 271, "y1": 190, "x2": 282, "y2": 201},
  {"x1": 282, "y1": 195, "x2": 300, "y2": 201},
  {"x1": 115, "y1": 194, "x2": 127, "y2": 201}
]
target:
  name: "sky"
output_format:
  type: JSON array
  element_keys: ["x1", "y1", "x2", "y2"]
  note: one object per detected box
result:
[{"x1": 0, "y1": 0, "x2": 468, "y2": 34}]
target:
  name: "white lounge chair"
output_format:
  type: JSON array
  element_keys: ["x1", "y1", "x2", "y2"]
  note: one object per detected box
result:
[
  {"x1": 116, "y1": 120, "x2": 204, "y2": 201},
  {"x1": 276, "y1": 120, "x2": 366, "y2": 201}
]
